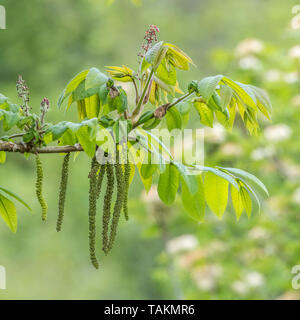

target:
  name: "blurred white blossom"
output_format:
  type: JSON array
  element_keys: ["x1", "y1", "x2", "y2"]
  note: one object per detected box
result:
[
  {"x1": 232, "y1": 280, "x2": 248, "y2": 295},
  {"x1": 235, "y1": 38, "x2": 264, "y2": 57},
  {"x1": 264, "y1": 124, "x2": 292, "y2": 143},
  {"x1": 251, "y1": 146, "x2": 275, "y2": 161},
  {"x1": 238, "y1": 55, "x2": 262, "y2": 70},
  {"x1": 292, "y1": 187, "x2": 300, "y2": 204},
  {"x1": 288, "y1": 46, "x2": 300, "y2": 61},
  {"x1": 291, "y1": 95, "x2": 300, "y2": 107},
  {"x1": 166, "y1": 235, "x2": 198, "y2": 254},
  {"x1": 141, "y1": 185, "x2": 160, "y2": 204},
  {"x1": 192, "y1": 265, "x2": 223, "y2": 291},
  {"x1": 248, "y1": 227, "x2": 270, "y2": 240},
  {"x1": 205, "y1": 123, "x2": 226, "y2": 144},
  {"x1": 264, "y1": 69, "x2": 281, "y2": 83},
  {"x1": 220, "y1": 143, "x2": 243, "y2": 157},
  {"x1": 283, "y1": 72, "x2": 299, "y2": 84},
  {"x1": 245, "y1": 271, "x2": 265, "y2": 288}
]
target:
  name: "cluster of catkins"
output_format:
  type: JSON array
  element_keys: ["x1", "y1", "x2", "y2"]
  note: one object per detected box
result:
[{"x1": 34, "y1": 146, "x2": 131, "y2": 269}]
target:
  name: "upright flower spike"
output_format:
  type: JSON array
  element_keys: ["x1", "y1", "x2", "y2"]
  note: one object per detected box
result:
[
  {"x1": 88, "y1": 157, "x2": 100, "y2": 269},
  {"x1": 16, "y1": 75, "x2": 31, "y2": 116},
  {"x1": 56, "y1": 153, "x2": 71, "y2": 232},
  {"x1": 35, "y1": 155, "x2": 48, "y2": 221},
  {"x1": 138, "y1": 24, "x2": 160, "y2": 59},
  {"x1": 40, "y1": 97, "x2": 50, "y2": 126}
]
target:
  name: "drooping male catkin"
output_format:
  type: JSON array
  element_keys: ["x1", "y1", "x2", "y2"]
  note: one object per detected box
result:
[
  {"x1": 56, "y1": 153, "x2": 71, "y2": 232},
  {"x1": 102, "y1": 162, "x2": 114, "y2": 254},
  {"x1": 108, "y1": 149, "x2": 126, "y2": 252},
  {"x1": 123, "y1": 153, "x2": 131, "y2": 221},
  {"x1": 88, "y1": 157, "x2": 100, "y2": 269},
  {"x1": 96, "y1": 164, "x2": 106, "y2": 200},
  {"x1": 35, "y1": 154, "x2": 48, "y2": 221}
]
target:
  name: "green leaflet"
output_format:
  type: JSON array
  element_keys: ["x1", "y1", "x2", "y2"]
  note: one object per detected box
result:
[
  {"x1": 172, "y1": 161, "x2": 198, "y2": 195},
  {"x1": 85, "y1": 67, "x2": 108, "y2": 90},
  {"x1": 248, "y1": 85, "x2": 272, "y2": 120},
  {"x1": 165, "y1": 107, "x2": 182, "y2": 130},
  {"x1": 76, "y1": 126, "x2": 96, "y2": 158},
  {"x1": 197, "y1": 75, "x2": 223, "y2": 101},
  {"x1": 175, "y1": 100, "x2": 191, "y2": 128},
  {"x1": 194, "y1": 101, "x2": 214, "y2": 127},
  {"x1": 182, "y1": 175, "x2": 205, "y2": 222},
  {"x1": 219, "y1": 85, "x2": 233, "y2": 110},
  {"x1": 231, "y1": 184, "x2": 243, "y2": 219},
  {"x1": 0, "y1": 194, "x2": 17, "y2": 233},
  {"x1": 204, "y1": 171, "x2": 229, "y2": 219},
  {"x1": 193, "y1": 166, "x2": 239, "y2": 189},
  {"x1": 0, "y1": 187, "x2": 31, "y2": 211},
  {"x1": 231, "y1": 184, "x2": 252, "y2": 219},
  {"x1": 145, "y1": 41, "x2": 164, "y2": 66},
  {"x1": 137, "y1": 163, "x2": 152, "y2": 193},
  {"x1": 141, "y1": 163, "x2": 157, "y2": 180},
  {"x1": 107, "y1": 88, "x2": 128, "y2": 113},
  {"x1": 58, "y1": 69, "x2": 89, "y2": 108},
  {"x1": 157, "y1": 163, "x2": 179, "y2": 205},
  {"x1": 156, "y1": 58, "x2": 177, "y2": 86},
  {"x1": 222, "y1": 77, "x2": 256, "y2": 110},
  {"x1": 221, "y1": 167, "x2": 269, "y2": 197}
]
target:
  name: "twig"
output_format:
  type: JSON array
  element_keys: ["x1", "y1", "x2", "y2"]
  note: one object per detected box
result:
[{"x1": 0, "y1": 141, "x2": 83, "y2": 154}]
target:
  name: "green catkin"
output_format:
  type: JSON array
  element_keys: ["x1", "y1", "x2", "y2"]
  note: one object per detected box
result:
[
  {"x1": 88, "y1": 157, "x2": 100, "y2": 269},
  {"x1": 108, "y1": 149, "x2": 126, "y2": 252},
  {"x1": 123, "y1": 152, "x2": 131, "y2": 221},
  {"x1": 56, "y1": 153, "x2": 71, "y2": 232},
  {"x1": 35, "y1": 154, "x2": 48, "y2": 221},
  {"x1": 96, "y1": 164, "x2": 106, "y2": 199},
  {"x1": 102, "y1": 162, "x2": 114, "y2": 254}
]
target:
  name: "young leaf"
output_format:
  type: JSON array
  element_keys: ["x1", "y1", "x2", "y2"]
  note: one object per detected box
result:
[
  {"x1": 222, "y1": 77, "x2": 256, "y2": 110},
  {"x1": 145, "y1": 41, "x2": 164, "y2": 65},
  {"x1": 158, "y1": 163, "x2": 179, "y2": 205},
  {"x1": 197, "y1": 75, "x2": 223, "y2": 101},
  {"x1": 85, "y1": 68, "x2": 108, "y2": 90},
  {"x1": 194, "y1": 101, "x2": 214, "y2": 127},
  {"x1": 204, "y1": 171, "x2": 229, "y2": 219},
  {"x1": 0, "y1": 194, "x2": 17, "y2": 233},
  {"x1": 76, "y1": 126, "x2": 96, "y2": 158},
  {"x1": 165, "y1": 107, "x2": 182, "y2": 130}
]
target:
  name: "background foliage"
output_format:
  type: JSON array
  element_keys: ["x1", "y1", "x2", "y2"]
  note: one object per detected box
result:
[{"x1": 0, "y1": 0, "x2": 299, "y2": 299}]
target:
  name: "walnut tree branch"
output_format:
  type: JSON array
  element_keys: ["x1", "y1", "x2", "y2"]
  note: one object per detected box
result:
[{"x1": 0, "y1": 141, "x2": 84, "y2": 154}]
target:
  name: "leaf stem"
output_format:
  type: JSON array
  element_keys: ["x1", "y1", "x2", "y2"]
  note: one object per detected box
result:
[{"x1": 132, "y1": 69, "x2": 154, "y2": 118}]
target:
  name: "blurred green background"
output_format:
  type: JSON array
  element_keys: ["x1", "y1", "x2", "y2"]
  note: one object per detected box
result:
[{"x1": 0, "y1": 0, "x2": 300, "y2": 299}]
